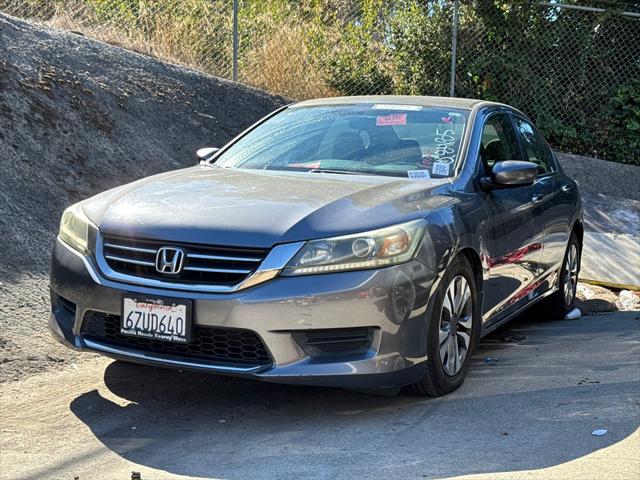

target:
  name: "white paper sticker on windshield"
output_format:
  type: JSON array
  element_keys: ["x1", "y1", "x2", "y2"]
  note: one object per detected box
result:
[
  {"x1": 372, "y1": 104, "x2": 422, "y2": 111},
  {"x1": 432, "y1": 162, "x2": 450, "y2": 176},
  {"x1": 407, "y1": 170, "x2": 431, "y2": 180}
]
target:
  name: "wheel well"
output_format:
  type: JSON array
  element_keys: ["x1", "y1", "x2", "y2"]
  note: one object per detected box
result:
[
  {"x1": 458, "y1": 247, "x2": 483, "y2": 289},
  {"x1": 572, "y1": 219, "x2": 584, "y2": 247}
]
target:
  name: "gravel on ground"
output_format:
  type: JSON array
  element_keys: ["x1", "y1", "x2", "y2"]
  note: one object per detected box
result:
[{"x1": 556, "y1": 152, "x2": 640, "y2": 201}]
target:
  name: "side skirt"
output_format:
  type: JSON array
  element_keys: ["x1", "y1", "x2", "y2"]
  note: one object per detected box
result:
[{"x1": 480, "y1": 284, "x2": 559, "y2": 337}]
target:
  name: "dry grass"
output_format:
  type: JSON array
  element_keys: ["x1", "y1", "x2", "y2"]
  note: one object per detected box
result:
[
  {"x1": 46, "y1": 12, "x2": 156, "y2": 58},
  {"x1": 42, "y1": 4, "x2": 232, "y2": 79},
  {"x1": 15, "y1": 1, "x2": 336, "y2": 99},
  {"x1": 241, "y1": 24, "x2": 337, "y2": 99}
]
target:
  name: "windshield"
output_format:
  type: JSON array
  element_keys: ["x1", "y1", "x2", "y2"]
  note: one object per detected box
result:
[{"x1": 214, "y1": 104, "x2": 469, "y2": 178}]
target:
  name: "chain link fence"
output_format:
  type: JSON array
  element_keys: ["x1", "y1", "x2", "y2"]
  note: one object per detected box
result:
[{"x1": 1, "y1": 1, "x2": 638, "y2": 162}]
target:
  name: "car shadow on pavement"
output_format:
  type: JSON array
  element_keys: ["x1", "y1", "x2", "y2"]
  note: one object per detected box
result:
[{"x1": 69, "y1": 312, "x2": 640, "y2": 479}]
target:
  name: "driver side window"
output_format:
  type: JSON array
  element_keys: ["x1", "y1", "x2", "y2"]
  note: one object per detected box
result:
[{"x1": 479, "y1": 113, "x2": 522, "y2": 173}]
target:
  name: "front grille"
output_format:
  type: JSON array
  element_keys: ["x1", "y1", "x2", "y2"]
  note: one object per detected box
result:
[
  {"x1": 292, "y1": 327, "x2": 374, "y2": 358},
  {"x1": 82, "y1": 312, "x2": 272, "y2": 366},
  {"x1": 101, "y1": 235, "x2": 268, "y2": 286}
]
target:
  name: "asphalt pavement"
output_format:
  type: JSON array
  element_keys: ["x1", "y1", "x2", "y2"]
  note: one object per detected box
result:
[{"x1": 1, "y1": 311, "x2": 639, "y2": 480}]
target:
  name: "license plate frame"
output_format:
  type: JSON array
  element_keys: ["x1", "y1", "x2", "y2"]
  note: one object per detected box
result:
[{"x1": 120, "y1": 294, "x2": 192, "y2": 344}]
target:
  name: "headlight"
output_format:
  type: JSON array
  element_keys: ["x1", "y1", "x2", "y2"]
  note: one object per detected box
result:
[
  {"x1": 58, "y1": 203, "x2": 92, "y2": 254},
  {"x1": 283, "y1": 220, "x2": 426, "y2": 275}
]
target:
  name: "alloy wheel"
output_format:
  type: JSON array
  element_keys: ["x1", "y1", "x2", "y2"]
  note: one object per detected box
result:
[
  {"x1": 563, "y1": 243, "x2": 579, "y2": 306},
  {"x1": 438, "y1": 275, "x2": 473, "y2": 376}
]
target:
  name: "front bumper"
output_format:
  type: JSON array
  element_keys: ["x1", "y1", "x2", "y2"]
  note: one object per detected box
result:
[{"x1": 50, "y1": 238, "x2": 437, "y2": 389}]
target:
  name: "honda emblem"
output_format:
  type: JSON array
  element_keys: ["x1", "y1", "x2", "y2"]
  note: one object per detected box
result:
[{"x1": 155, "y1": 247, "x2": 185, "y2": 274}]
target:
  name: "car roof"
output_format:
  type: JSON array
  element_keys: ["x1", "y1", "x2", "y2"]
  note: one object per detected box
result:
[{"x1": 291, "y1": 95, "x2": 510, "y2": 111}]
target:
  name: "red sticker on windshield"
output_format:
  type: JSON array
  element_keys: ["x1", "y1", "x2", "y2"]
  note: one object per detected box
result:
[{"x1": 376, "y1": 113, "x2": 406, "y2": 126}]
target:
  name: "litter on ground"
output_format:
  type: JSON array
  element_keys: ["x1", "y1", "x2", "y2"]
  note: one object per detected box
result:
[{"x1": 565, "y1": 308, "x2": 582, "y2": 320}]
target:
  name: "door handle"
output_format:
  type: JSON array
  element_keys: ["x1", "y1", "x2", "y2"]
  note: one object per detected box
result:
[
  {"x1": 531, "y1": 194, "x2": 544, "y2": 204},
  {"x1": 561, "y1": 184, "x2": 571, "y2": 193}
]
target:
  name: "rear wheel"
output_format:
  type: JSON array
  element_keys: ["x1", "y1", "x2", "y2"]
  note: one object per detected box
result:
[
  {"x1": 539, "y1": 232, "x2": 581, "y2": 318},
  {"x1": 409, "y1": 255, "x2": 481, "y2": 397}
]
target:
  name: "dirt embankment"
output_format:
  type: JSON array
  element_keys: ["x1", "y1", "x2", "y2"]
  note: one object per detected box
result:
[
  {"x1": 556, "y1": 152, "x2": 640, "y2": 201},
  {"x1": 0, "y1": 13, "x2": 286, "y2": 381}
]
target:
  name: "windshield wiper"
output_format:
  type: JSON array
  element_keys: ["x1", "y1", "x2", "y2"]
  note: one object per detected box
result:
[{"x1": 308, "y1": 168, "x2": 365, "y2": 175}]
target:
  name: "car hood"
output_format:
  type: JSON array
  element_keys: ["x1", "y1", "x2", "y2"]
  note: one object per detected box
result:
[{"x1": 83, "y1": 166, "x2": 452, "y2": 248}]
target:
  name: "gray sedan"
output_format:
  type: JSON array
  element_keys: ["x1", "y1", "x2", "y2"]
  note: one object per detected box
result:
[{"x1": 50, "y1": 96, "x2": 582, "y2": 395}]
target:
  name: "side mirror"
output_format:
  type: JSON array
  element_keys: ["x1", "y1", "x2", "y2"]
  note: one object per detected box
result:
[
  {"x1": 196, "y1": 147, "x2": 219, "y2": 164},
  {"x1": 481, "y1": 160, "x2": 538, "y2": 190}
]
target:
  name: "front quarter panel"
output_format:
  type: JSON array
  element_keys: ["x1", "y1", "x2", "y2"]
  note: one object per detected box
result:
[{"x1": 416, "y1": 194, "x2": 486, "y2": 277}]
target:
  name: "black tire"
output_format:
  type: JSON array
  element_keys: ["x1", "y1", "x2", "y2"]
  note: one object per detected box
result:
[
  {"x1": 538, "y1": 231, "x2": 581, "y2": 318},
  {"x1": 409, "y1": 255, "x2": 481, "y2": 397}
]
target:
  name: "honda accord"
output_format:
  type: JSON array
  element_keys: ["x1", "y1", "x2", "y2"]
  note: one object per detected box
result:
[{"x1": 50, "y1": 96, "x2": 582, "y2": 395}]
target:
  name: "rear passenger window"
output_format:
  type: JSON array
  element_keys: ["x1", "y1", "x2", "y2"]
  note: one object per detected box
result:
[{"x1": 514, "y1": 118, "x2": 555, "y2": 174}]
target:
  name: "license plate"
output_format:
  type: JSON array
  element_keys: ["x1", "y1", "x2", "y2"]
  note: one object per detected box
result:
[{"x1": 121, "y1": 295, "x2": 191, "y2": 344}]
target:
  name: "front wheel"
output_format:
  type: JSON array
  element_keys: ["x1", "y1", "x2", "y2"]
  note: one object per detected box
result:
[{"x1": 409, "y1": 255, "x2": 481, "y2": 397}]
